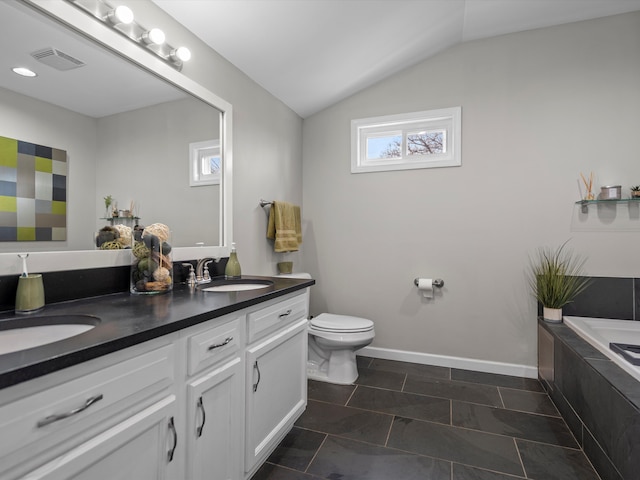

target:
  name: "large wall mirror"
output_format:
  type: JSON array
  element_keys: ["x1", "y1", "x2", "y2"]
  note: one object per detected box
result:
[{"x1": 0, "y1": 0, "x2": 232, "y2": 273}]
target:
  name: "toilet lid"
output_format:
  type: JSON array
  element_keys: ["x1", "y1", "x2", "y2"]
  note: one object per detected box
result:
[{"x1": 310, "y1": 313, "x2": 374, "y2": 333}]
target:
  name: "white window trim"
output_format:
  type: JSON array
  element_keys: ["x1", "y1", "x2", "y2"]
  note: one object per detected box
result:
[
  {"x1": 189, "y1": 139, "x2": 221, "y2": 186},
  {"x1": 351, "y1": 107, "x2": 461, "y2": 174}
]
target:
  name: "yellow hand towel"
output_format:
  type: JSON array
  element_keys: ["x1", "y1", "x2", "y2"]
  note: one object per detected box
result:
[
  {"x1": 294, "y1": 205, "x2": 302, "y2": 245},
  {"x1": 267, "y1": 201, "x2": 302, "y2": 252}
]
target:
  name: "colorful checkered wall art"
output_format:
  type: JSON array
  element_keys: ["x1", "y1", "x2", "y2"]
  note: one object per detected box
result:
[{"x1": 0, "y1": 135, "x2": 67, "y2": 241}]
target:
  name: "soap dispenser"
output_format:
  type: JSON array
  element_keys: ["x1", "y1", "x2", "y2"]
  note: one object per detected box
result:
[
  {"x1": 15, "y1": 254, "x2": 45, "y2": 313},
  {"x1": 225, "y1": 242, "x2": 241, "y2": 279}
]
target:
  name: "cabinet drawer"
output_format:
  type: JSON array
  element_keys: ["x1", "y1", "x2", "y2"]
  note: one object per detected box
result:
[
  {"x1": 247, "y1": 293, "x2": 308, "y2": 343},
  {"x1": 187, "y1": 316, "x2": 241, "y2": 376},
  {"x1": 0, "y1": 343, "x2": 173, "y2": 461}
]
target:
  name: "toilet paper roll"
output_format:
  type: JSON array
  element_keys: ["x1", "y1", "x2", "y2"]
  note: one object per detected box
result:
[{"x1": 417, "y1": 278, "x2": 433, "y2": 298}]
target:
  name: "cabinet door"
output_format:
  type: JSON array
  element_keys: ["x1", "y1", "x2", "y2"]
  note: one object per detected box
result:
[
  {"x1": 186, "y1": 357, "x2": 243, "y2": 480},
  {"x1": 18, "y1": 395, "x2": 178, "y2": 480},
  {"x1": 245, "y1": 318, "x2": 308, "y2": 474}
]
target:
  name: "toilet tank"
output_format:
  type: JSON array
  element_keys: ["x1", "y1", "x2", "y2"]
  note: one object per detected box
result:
[{"x1": 277, "y1": 273, "x2": 312, "y2": 279}]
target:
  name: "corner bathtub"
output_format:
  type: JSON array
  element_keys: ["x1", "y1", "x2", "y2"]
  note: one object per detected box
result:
[{"x1": 564, "y1": 316, "x2": 640, "y2": 382}]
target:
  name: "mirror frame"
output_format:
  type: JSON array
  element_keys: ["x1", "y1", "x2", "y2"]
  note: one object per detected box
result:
[{"x1": 0, "y1": 0, "x2": 233, "y2": 274}]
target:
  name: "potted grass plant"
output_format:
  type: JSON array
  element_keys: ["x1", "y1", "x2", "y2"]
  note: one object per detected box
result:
[
  {"x1": 527, "y1": 241, "x2": 593, "y2": 323},
  {"x1": 630, "y1": 185, "x2": 640, "y2": 198},
  {"x1": 103, "y1": 195, "x2": 113, "y2": 218}
]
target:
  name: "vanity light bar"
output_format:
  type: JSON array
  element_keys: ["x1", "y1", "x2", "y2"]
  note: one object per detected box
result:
[{"x1": 67, "y1": 0, "x2": 191, "y2": 71}]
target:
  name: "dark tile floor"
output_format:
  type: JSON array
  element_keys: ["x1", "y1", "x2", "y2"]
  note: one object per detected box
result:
[{"x1": 251, "y1": 356, "x2": 602, "y2": 480}]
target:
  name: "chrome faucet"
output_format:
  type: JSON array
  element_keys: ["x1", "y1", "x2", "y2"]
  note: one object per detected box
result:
[{"x1": 196, "y1": 258, "x2": 218, "y2": 283}]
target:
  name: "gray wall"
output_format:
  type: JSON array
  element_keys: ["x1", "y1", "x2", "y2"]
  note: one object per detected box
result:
[
  {"x1": 95, "y1": 97, "x2": 221, "y2": 247},
  {"x1": 301, "y1": 12, "x2": 640, "y2": 371},
  {"x1": 124, "y1": 1, "x2": 304, "y2": 272}
]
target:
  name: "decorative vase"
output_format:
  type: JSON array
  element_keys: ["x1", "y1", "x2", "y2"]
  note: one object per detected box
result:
[
  {"x1": 277, "y1": 261, "x2": 293, "y2": 274},
  {"x1": 543, "y1": 307, "x2": 563, "y2": 323},
  {"x1": 130, "y1": 223, "x2": 173, "y2": 295}
]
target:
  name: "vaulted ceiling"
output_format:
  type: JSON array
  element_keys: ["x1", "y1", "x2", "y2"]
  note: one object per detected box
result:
[{"x1": 154, "y1": 0, "x2": 640, "y2": 118}]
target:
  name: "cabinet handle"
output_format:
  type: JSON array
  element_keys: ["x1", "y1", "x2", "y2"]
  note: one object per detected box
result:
[
  {"x1": 36, "y1": 394, "x2": 104, "y2": 428},
  {"x1": 253, "y1": 360, "x2": 261, "y2": 392},
  {"x1": 167, "y1": 417, "x2": 178, "y2": 462},
  {"x1": 196, "y1": 396, "x2": 206, "y2": 438},
  {"x1": 208, "y1": 336, "x2": 233, "y2": 351},
  {"x1": 278, "y1": 309, "x2": 292, "y2": 319}
]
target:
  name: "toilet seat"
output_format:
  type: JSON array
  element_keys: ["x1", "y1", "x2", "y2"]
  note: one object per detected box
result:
[{"x1": 310, "y1": 313, "x2": 374, "y2": 334}]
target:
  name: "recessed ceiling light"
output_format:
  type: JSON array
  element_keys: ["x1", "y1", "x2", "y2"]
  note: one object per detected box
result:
[{"x1": 12, "y1": 67, "x2": 37, "y2": 77}]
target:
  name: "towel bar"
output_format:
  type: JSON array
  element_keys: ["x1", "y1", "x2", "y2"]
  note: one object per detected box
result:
[{"x1": 259, "y1": 199, "x2": 273, "y2": 208}]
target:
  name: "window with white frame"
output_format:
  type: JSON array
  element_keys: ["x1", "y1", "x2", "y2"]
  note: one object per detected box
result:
[
  {"x1": 351, "y1": 107, "x2": 461, "y2": 173},
  {"x1": 189, "y1": 139, "x2": 221, "y2": 186}
]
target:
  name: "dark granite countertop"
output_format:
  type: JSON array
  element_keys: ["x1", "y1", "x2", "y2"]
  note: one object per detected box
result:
[{"x1": 0, "y1": 275, "x2": 314, "y2": 389}]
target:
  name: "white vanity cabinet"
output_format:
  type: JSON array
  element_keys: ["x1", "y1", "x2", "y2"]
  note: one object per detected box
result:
[
  {"x1": 0, "y1": 287, "x2": 310, "y2": 480},
  {"x1": 244, "y1": 293, "x2": 309, "y2": 477},
  {"x1": 182, "y1": 315, "x2": 244, "y2": 480}
]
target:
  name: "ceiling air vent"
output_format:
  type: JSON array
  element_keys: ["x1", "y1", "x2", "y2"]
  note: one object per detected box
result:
[{"x1": 30, "y1": 47, "x2": 85, "y2": 71}]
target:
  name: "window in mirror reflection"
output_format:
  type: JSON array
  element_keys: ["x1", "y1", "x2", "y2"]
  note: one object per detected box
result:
[{"x1": 189, "y1": 139, "x2": 221, "y2": 186}]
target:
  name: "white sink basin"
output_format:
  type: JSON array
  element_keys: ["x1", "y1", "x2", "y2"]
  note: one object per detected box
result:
[
  {"x1": 0, "y1": 324, "x2": 95, "y2": 355},
  {"x1": 201, "y1": 283, "x2": 271, "y2": 292},
  {"x1": 200, "y1": 279, "x2": 273, "y2": 292},
  {"x1": 0, "y1": 315, "x2": 100, "y2": 355}
]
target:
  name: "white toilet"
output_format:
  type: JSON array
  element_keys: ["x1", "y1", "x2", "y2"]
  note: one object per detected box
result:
[
  {"x1": 307, "y1": 313, "x2": 375, "y2": 384},
  {"x1": 279, "y1": 273, "x2": 375, "y2": 385}
]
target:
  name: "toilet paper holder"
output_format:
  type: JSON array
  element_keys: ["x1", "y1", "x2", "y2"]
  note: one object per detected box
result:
[{"x1": 414, "y1": 278, "x2": 444, "y2": 288}]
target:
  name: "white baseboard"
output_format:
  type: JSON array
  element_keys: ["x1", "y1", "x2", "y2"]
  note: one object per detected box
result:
[{"x1": 358, "y1": 346, "x2": 538, "y2": 379}]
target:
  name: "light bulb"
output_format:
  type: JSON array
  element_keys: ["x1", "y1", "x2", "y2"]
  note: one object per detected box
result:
[
  {"x1": 172, "y1": 46, "x2": 191, "y2": 62},
  {"x1": 106, "y1": 5, "x2": 134, "y2": 25},
  {"x1": 143, "y1": 28, "x2": 165, "y2": 45}
]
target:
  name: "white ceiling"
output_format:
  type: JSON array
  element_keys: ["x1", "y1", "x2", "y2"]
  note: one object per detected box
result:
[
  {"x1": 0, "y1": 0, "x2": 185, "y2": 118},
  {"x1": 152, "y1": 0, "x2": 640, "y2": 118}
]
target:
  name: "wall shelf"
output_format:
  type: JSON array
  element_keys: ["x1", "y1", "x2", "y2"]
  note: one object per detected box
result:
[
  {"x1": 576, "y1": 198, "x2": 640, "y2": 214},
  {"x1": 100, "y1": 217, "x2": 140, "y2": 227}
]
